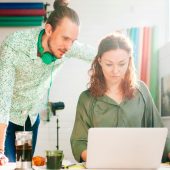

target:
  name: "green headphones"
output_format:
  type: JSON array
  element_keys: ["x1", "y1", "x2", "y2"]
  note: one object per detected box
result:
[{"x1": 37, "y1": 29, "x2": 57, "y2": 65}]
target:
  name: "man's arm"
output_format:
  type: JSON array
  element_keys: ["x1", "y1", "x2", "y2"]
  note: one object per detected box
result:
[
  {"x1": 0, "y1": 123, "x2": 8, "y2": 165},
  {"x1": 0, "y1": 124, "x2": 7, "y2": 152},
  {"x1": 0, "y1": 42, "x2": 16, "y2": 122},
  {"x1": 0, "y1": 42, "x2": 16, "y2": 160},
  {"x1": 65, "y1": 41, "x2": 96, "y2": 62}
]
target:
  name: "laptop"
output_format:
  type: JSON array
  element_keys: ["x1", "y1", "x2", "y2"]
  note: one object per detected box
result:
[{"x1": 86, "y1": 128, "x2": 168, "y2": 169}]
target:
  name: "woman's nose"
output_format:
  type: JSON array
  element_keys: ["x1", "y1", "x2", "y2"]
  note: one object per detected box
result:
[{"x1": 112, "y1": 66, "x2": 119, "y2": 74}]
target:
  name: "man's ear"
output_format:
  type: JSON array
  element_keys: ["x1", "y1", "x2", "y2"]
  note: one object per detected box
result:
[{"x1": 45, "y1": 24, "x2": 53, "y2": 37}]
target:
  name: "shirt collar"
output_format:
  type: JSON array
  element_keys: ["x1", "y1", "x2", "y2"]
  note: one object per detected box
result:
[{"x1": 24, "y1": 28, "x2": 43, "y2": 60}]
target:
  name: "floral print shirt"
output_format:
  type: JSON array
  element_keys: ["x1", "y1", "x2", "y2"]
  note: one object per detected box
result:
[{"x1": 0, "y1": 27, "x2": 96, "y2": 126}]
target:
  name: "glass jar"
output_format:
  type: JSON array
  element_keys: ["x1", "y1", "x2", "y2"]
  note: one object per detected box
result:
[
  {"x1": 46, "y1": 150, "x2": 64, "y2": 169},
  {"x1": 15, "y1": 131, "x2": 32, "y2": 169}
]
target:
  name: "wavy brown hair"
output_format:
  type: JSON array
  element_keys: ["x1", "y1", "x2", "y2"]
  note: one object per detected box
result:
[{"x1": 89, "y1": 32, "x2": 137, "y2": 99}]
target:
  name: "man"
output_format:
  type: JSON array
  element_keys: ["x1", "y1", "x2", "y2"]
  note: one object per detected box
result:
[{"x1": 0, "y1": 1, "x2": 95, "y2": 163}]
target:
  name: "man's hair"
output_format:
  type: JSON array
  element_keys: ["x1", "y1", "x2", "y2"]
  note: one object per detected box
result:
[
  {"x1": 46, "y1": 0, "x2": 80, "y2": 31},
  {"x1": 89, "y1": 32, "x2": 137, "y2": 98}
]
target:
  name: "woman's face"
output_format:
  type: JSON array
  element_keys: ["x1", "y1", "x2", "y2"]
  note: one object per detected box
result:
[{"x1": 99, "y1": 49, "x2": 130, "y2": 85}]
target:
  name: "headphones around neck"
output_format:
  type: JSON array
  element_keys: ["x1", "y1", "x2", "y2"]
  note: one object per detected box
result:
[{"x1": 37, "y1": 29, "x2": 57, "y2": 65}]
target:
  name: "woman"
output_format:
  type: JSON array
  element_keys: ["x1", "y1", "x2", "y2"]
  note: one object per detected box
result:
[{"x1": 70, "y1": 32, "x2": 170, "y2": 163}]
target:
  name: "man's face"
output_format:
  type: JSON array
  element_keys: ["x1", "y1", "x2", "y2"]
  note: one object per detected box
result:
[{"x1": 46, "y1": 17, "x2": 79, "y2": 59}]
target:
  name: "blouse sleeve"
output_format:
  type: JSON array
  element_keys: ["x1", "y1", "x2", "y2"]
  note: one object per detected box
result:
[
  {"x1": 139, "y1": 81, "x2": 170, "y2": 162},
  {"x1": 70, "y1": 90, "x2": 93, "y2": 162}
]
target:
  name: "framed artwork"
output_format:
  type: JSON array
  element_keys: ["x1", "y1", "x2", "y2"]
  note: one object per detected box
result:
[
  {"x1": 159, "y1": 42, "x2": 170, "y2": 117},
  {"x1": 0, "y1": 2, "x2": 45, "y2": 26},
  {"x1": 161, "y1": 74, "x2": 170, "y2": 116}
]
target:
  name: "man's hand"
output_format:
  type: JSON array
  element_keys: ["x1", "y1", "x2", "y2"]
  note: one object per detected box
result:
[{"x1": 0, "y1": 153, "x2": 8, "y2": 166}]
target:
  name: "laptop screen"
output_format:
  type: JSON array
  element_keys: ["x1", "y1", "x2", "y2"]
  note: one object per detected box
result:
[{"x1": 86, "y1": 128, "x2": 167, "y2": 169}]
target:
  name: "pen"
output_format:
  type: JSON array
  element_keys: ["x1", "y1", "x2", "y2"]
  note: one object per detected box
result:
[{"x1": 62, "y1": 163, "x2": 76, "y2": 169}]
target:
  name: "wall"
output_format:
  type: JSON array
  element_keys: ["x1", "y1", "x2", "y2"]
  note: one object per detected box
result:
[
  {"x1": 69, "y1": 0, "x2": 169, "y2": 48},
  {"x1": 0, "y1": 0, "x2": 169, "y2": 162}
]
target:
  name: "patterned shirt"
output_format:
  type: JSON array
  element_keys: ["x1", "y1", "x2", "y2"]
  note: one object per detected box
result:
[{"x1": 0, "y1": 27, "x2": 96, "y2": 126}]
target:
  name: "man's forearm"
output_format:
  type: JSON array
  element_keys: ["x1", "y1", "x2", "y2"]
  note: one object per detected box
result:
[{"x1": 0, "y1": 123, "x2": 7, "y2": 152}]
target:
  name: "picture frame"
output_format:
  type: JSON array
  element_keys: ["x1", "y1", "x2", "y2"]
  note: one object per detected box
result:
[
  {"x1": 161, "y1": 74, "x2": 170, "y2": 117},
  {"x1": 159, "y1": 42, "x2": 170, "y2": 117}
]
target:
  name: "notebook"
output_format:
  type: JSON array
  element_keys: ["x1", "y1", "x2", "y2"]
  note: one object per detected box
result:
[{"x1": 86, "y1": 128, "x2": 168, "y2": 169}]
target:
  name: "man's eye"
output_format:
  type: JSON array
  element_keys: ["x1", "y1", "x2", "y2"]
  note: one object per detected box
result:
[{"x1": 64, "y1": 37, "x2": 68, "y2": 40}]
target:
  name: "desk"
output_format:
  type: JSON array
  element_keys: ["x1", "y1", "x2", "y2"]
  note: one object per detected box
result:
[{"x1": 0, "y1": 163, "x2": 170, "y2": 170}]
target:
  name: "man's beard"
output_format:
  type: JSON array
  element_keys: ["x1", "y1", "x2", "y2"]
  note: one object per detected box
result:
[
  {"x1": 47, "y1": 38, "x2": 56, "y2": 57},
  {"x1": 47, "y1": 38, "x2": 68, "y2": 58}
]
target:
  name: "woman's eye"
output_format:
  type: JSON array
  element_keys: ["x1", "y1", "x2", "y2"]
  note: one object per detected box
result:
[
  {"x1": 106, "y1": 64, "x2": 112, "y2": 66},
  {"x1": 119, "y1": 63, "x2": 126, "y2": 67}
]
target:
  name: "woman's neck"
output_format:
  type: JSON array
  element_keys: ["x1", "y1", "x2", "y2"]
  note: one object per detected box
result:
[
  {"x1": 105, "y1": 82, "x2": 123, "y2": 104},
  {"x1": 106, "y1": 81, "x2": 121, "y2": 92}
]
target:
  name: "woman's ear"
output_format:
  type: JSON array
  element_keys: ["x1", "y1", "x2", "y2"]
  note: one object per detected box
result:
[{"x1": 98, "y1": 58, "x2": 102, "y2": 66}]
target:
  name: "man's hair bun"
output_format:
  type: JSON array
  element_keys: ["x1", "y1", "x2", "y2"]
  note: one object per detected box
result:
[{"x1": 53, "y1": 0, "x2": 68, "y2": 10}]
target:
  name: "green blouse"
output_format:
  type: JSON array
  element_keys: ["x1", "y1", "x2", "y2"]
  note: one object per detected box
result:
[{"x1": 70, "y1": 81, "x2": 170, "y2": 162}]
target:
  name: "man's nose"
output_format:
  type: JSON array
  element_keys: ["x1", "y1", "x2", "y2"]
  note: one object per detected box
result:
[{"x1": 65, "y1": 41, "x2": 73, "y2": 51}]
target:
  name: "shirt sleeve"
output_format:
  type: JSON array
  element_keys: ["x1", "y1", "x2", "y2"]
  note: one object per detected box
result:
[
  {"x1": 70, "y1": 91, "x2": 93, "y2": 162},
  {"x1": 0, "y1": 43, "x2": 16, "y2": 125},
  {"x1": 65, "y1": 41, "x2": 96, "y2": 62},
  {"x1": 139, "y1": 81, "x2": 170, "y2": 162}
]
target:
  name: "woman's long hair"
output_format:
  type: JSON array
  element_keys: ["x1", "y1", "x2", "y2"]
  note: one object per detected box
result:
[{"x1": 89, "y1": 32, "x2": 137, "y2": 99}]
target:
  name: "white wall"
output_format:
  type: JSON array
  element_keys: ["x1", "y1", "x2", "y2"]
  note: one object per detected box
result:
[
  {"x1": 0, "y1": 0, "x2": 170, "y2": 162},
  {"x1": 69, "y1": 0, "x2": 169, "y2": 47}
]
